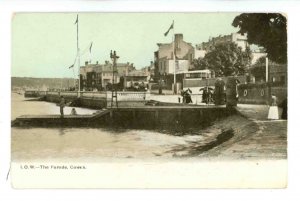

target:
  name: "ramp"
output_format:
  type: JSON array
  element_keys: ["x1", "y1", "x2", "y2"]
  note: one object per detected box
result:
[{"x1": 12, "y1": 109, "x2": 111, "y2": 127}]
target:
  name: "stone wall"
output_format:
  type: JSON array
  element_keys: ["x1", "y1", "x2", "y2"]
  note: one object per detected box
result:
[{"x1": 237, "y1": 83, "x2": 287, "y2": 105}]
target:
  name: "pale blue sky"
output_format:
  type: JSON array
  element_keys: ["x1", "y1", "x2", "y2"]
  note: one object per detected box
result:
[{"x1": 12, "y1": 13, "x2": 240, "y2": 78}]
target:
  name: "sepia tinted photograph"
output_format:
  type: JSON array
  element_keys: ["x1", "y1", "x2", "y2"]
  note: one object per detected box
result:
[{"x1": 10, "y1": 12, "x2": 287, "y2": 188}]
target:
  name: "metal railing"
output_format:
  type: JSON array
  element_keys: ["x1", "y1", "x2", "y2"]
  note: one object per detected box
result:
[
  {"x1": 81, "y1": 91, "x2": 107, "y2": 99},
  {"x1": 106, "y1": 91, "x2": 150, "y2": 101},
  {"x1": 25, "y1": 90, "x2": 149, "y2": 101}
]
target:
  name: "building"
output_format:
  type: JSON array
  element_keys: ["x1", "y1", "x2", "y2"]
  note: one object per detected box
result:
[
  {"x1": 196, "y1": 33, "x2": 249, "y2": 52},
  {"x1": 251, "y1": 48, "x2": 268, "y2": 65},
  {"x1": 124, "y1": 70, "x2": 150, "y2": 89},
  {"x1": 154, "y1": 34, "x2": 195, "y2": 78},
  {"x1": 196, "y1": 33, "x2": 267, "y2": 69},
  {"x1": 269, "y1": 62, "x2": 287, "y2": 86},
  {"x1": 80, "y1": 61, "x2": 135, "y2": 91}
]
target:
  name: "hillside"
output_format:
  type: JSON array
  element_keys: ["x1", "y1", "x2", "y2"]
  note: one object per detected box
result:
[{"x1": 11, "y1": 77, "x2": 77, "y2": 90}]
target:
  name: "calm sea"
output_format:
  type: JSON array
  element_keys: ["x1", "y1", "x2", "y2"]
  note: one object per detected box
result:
[{"x1": 11, "y1": 93, "x2": 213, "y2": 162}]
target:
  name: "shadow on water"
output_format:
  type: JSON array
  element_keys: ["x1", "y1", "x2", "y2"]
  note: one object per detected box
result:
[
  {"x1": 165, "y1": 128, "x2": 235, "y2": 157},
  {"x1": 58, "y1": 128, "x2": 66, "y2": 136}
]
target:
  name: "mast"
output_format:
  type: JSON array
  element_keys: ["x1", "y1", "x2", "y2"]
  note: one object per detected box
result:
[
  {"x1": 76, "y1": 14, "x2": 81, "y2": 97},
  {"x1": 172, "y1": 20, "x2": 176, "y2": 94}
]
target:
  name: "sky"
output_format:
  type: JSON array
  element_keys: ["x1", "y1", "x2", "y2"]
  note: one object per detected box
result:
[{"x1": 12, "y1": 12, "x2": 240, "y2": 78}]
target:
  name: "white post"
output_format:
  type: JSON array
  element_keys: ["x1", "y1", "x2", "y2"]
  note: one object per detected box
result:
[
  {"x1": 172, "y1": 20, "x2": 176, "y2": 94},
  {"x1": 78, "y1": 48, "x2": 81, "y2": 97},
  {"x1": 76, "y1": 15, "x2": 81, "y2": 98},
  {"x1": 266, "y1": 56, "x2": 269, "y2": 82}
]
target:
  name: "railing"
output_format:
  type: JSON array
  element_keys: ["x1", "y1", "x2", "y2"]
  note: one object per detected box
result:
[
  {"x1": 60, "y1": 91, "x2": 78, "y2": 97},
  {"x1": 25, "y1": 90, "x2": 148, "y2": 101},
  {"x1": 107, "y1": 91, "x2": 150, "y2": 101},
  {"x1": 81, "y1": 92, "x2": 107, "y2": 99},
  {"x1": 24, "y1": 90, "x2": 47, "y2": 97},
  {"x1": 47, "y1": 91, "x2": 58, "y2": 95}
]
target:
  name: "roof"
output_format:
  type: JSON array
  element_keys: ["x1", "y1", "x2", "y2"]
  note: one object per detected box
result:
[
  {"x1": 180, "y1": 69, "x2": 211, "y2": 74},
  {"x1": 126, "y1": 70, "x2": 148, "y2": 77}
]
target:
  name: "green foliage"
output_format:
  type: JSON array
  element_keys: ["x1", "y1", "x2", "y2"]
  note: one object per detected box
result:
[
  {"x1": 250, "y1": 56, "x2": 266, "y2": 81},
  {"x1": 232, "y1": 13, "x2": 287, "y2": 64},
  {"x1": 193, "y1": 42, "x2": 252, "y2": 77}
]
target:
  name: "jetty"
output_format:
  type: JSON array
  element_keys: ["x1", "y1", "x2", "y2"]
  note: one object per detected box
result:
[
  {"x1": 12, "y1": 104, "x2": 232, "y2": 128},
  {"x1": 12, "y1": 109, "x2": 111, "y2": 127}
]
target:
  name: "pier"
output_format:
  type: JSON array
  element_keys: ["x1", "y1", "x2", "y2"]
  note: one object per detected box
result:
[
  {"x1": 12, "y1": 105, "x2": 232, "y2": 129},
  {"x1": 25, "y1": 90, "x2": 150, "y2": 109}
]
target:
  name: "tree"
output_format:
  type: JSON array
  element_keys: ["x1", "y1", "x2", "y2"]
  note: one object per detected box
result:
[
  {"x1": 232, "y1": 13, "x2": 287, "y2": 64},
  {"x1": 193, "y1": 42, "x2": 252, "y2": 77},
  {"x1": 250, "y1": 56, "x2": 266, "y2": 81}
]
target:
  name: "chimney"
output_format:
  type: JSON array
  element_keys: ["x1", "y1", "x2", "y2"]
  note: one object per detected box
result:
[
  {"x1": 175, "y1": 34, "x2": 183, "y2": 43},
  {"x1": 85, "y1": 61, "x2": 88, "y2": 66},
  {"x1": 96, "y1": 61, "x2": 98, "y2": 65}
]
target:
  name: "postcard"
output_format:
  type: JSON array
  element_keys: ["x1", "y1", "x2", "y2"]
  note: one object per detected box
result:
[{"x1": 10, "y1": 12, "x2": 287, "y2": 188}]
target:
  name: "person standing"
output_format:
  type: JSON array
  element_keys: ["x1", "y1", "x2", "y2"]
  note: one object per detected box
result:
[
  {"x1": 59, "y1": 96, "x2": 65, "y2": 117},
  {"x1": 278, "y1": 98, "x2": 287, "y2": 120},
  {"x1": 267, "y1": 94, "x2": 279, "y2": 120},
  {"x1": 225, "y1": 76, "x2": 240, "y2": 107},
  {"x1": 214, "y1": 78, "x2": 225, "y2": 105}
]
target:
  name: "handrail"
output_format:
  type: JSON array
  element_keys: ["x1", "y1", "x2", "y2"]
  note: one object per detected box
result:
[{"x1": 25, "y1": 90, "x2": 150, "y2": 101}]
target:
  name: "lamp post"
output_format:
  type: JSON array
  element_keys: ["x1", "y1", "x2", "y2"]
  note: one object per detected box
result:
[
  {"x1": 110, "y1": 50, "x2": 119, "y2": 107},
  {"x1": 266, "y1": 56, "x2": 269, "y2": 82}
]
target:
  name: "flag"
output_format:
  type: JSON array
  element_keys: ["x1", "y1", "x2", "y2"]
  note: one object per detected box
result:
[
  {"x1": 164, "y1": 21, "x2": 174, "y2": 36},
  {"x1": 89, "y1": 42, "x2": 93, "y2": 53},
  {"x1": 69, "y1": 64, "x2": 74, "y2": 69},
  {"x1": 74, "y1": 15, "x2": 78, "y2": 24}
]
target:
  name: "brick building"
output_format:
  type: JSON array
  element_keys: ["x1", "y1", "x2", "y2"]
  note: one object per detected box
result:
[
  {"x1": 154, "y1": 34, "x2": 195, "y2": 78},
  {"x1": 80, "y1": 61, "x2": 134, "y2": 91}
]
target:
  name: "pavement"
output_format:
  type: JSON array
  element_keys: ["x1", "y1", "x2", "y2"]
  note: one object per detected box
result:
[
  {"x1": 148, "y1": 93, "x2": 287, "y2": 160},
  {"x1": 201, "y1": 104, "x2": 287, "y2": 160},
  {"x1": 149, "y1": 93, "x2": 207, "y2": 105}
]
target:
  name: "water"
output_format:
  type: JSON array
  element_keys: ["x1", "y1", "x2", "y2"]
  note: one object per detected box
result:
[{"x1": 11, "y1": 93, "x2": 218, "y2": 162}]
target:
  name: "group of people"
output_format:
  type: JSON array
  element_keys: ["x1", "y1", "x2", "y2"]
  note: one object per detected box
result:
[
  {"x1": 181, "y1": 88, "x2": 193, "y2": 104},
  {"x1": 59, "y1": 96, "x2": 77, "y2": 118},
  {"x1": 180, "y1": 87, "x2": 215, "y2": 105},
  {"x1": 200, "y1": 87, "x2": 214, "y2": 104}
]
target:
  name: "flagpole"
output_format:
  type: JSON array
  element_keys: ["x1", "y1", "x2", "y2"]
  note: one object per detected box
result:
[
  {"x1": 172, "y1": 20, "x2": 176, "y2": 94},
  {"x1": 89, "y1": 42, "x2": 93, "y2": 64},
  {"x1": 76, "y1": 15, "x2": 81, "y2": 97}
]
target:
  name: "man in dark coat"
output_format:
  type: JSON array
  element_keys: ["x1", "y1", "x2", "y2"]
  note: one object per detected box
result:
[
  {"x1": 279, "y1": 98, "x2": 287, "y2": 120},
  {"x1": 59, "y1": 96, "x2": 65, "y2": 117}
]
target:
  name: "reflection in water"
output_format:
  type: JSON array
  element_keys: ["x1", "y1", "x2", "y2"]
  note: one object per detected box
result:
[{"x1": 59, "y1": 128, "x2": 66, "y2": 136}]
